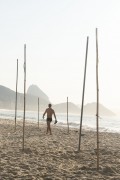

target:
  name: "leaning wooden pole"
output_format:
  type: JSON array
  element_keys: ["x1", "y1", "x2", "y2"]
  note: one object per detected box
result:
[
  {"x1": 78, "y1": 37, "x2": 89, "y2": 152},
  {"x1": 23, "y1": 44, "x2": 26, "y2": 151},
  {"x1": 38, "y1": 97, "x2": 40, "y2": 128},
  {"x1": 67, "y1": 97, "x2": 69, "y2": 133},
  {"x1": 15, "y1": 59, "x2": 18, "y2": 131},
  {"x1": 96, "y1": 28, "x2": 99, "y2": 170}
]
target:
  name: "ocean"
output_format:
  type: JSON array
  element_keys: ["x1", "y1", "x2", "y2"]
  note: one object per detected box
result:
[{"x1": 0, "y1": 109, "x2": 120, "y2": 133}]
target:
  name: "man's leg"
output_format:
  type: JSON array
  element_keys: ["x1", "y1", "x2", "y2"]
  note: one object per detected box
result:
[
  {"x1": 48, "y1": 121, "x2": 52, "y2": 135},
  {"x1": 46, "y1": 121, "x2": 49, "y2": 134},
  {"x1": 49, "y1": 123, "x2": 52, "y2": 135}
]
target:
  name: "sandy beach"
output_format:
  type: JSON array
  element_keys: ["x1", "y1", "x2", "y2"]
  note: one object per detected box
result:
[{"x1": 0, "y1": 119, "x2": 120, "y2": 180}]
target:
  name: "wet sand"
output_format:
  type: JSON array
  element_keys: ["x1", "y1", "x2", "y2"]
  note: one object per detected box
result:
[{"x1": 0, "y1": 119, "x2": 120, "y2": 179}]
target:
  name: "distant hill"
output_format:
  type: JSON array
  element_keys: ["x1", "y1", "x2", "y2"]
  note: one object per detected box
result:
[
  {"x1": 0, "y1": 85, "x2": 49, "y2": 110},
  {"x1": 84, "y1": 102, "x2": 116, "y2": 116},
  {"x1": 53, "y1": 102, "x2": 80, "y2": 114},
  {"x1": 0, "y1": 85, "x2": 17, "y2": 109},
  {"x1": 0, "y1": 85, "x2": 116, "y2": 116},
  {"x1": 52, "y1": 102, "x2": 116, "y2": 116},
  {"x1": 27, "y1": 85, "x2": 49, "y2": 102}
]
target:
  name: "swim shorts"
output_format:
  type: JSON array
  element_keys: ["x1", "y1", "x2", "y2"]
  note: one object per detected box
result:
[{"x1": 47, "y1": 118, "x2": 52, "y2": 122}]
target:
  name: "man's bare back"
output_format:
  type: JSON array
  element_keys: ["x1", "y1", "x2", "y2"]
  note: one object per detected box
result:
[{"x1": 44, "y1": 107, "x2": 56, "y2": 119}]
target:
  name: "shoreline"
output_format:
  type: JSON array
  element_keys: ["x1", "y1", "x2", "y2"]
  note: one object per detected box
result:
[
  {"x1": 0, "y1": 119, "x2": 120, "y2": 179},
  {"x1": 1, "y1": 117, "x2": 120, "y2": 135}
]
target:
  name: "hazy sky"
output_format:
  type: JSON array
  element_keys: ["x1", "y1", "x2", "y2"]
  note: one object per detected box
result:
[{"x1": 0, "y1": 0, "x2": 120, "y2": 111}]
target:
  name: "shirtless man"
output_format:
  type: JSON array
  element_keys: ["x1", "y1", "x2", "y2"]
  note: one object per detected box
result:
[{"x1": 43, "y1": 104, "x2": 57, "y2": 135}]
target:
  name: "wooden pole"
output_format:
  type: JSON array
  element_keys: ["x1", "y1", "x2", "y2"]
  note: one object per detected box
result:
[
  {"x1": 78, "y1": 37, "x2": 89, "y2": 152},
  {"x1": 38, "y1": 97, "x2": 39, "y2": 128},
  {"x1": 15, "y1": 59, "x2": 18, "y2": 131},
  {"x1": 23, "y1": 44, "x2": 26, "y2": 151},
  {"x1": 67, "y1": 97, "x2": 69, "y2": 133},
  {"x1": 96, "y1": 28, "x2": 99, "y2": 170}
]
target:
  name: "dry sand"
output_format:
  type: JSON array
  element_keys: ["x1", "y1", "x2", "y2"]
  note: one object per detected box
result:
[{"x1": 0, "y1": 119, "x2": 120, "y2": 180}]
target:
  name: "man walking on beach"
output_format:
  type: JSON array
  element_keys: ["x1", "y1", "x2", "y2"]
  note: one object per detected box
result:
[{"x1": 43, "y1": 104, "x2": 57, "y2": 135}]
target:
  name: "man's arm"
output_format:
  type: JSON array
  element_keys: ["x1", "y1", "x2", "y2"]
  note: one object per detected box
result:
[
  {"x1": 53, "y1": 110, "x2": 57, "y2": 124},
  {"x1": 43, "y1": 109, "x2": 47, "y2": 119},
  {"x1": 53, "y1": 110, "x2": 56, "y2": 120}
]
